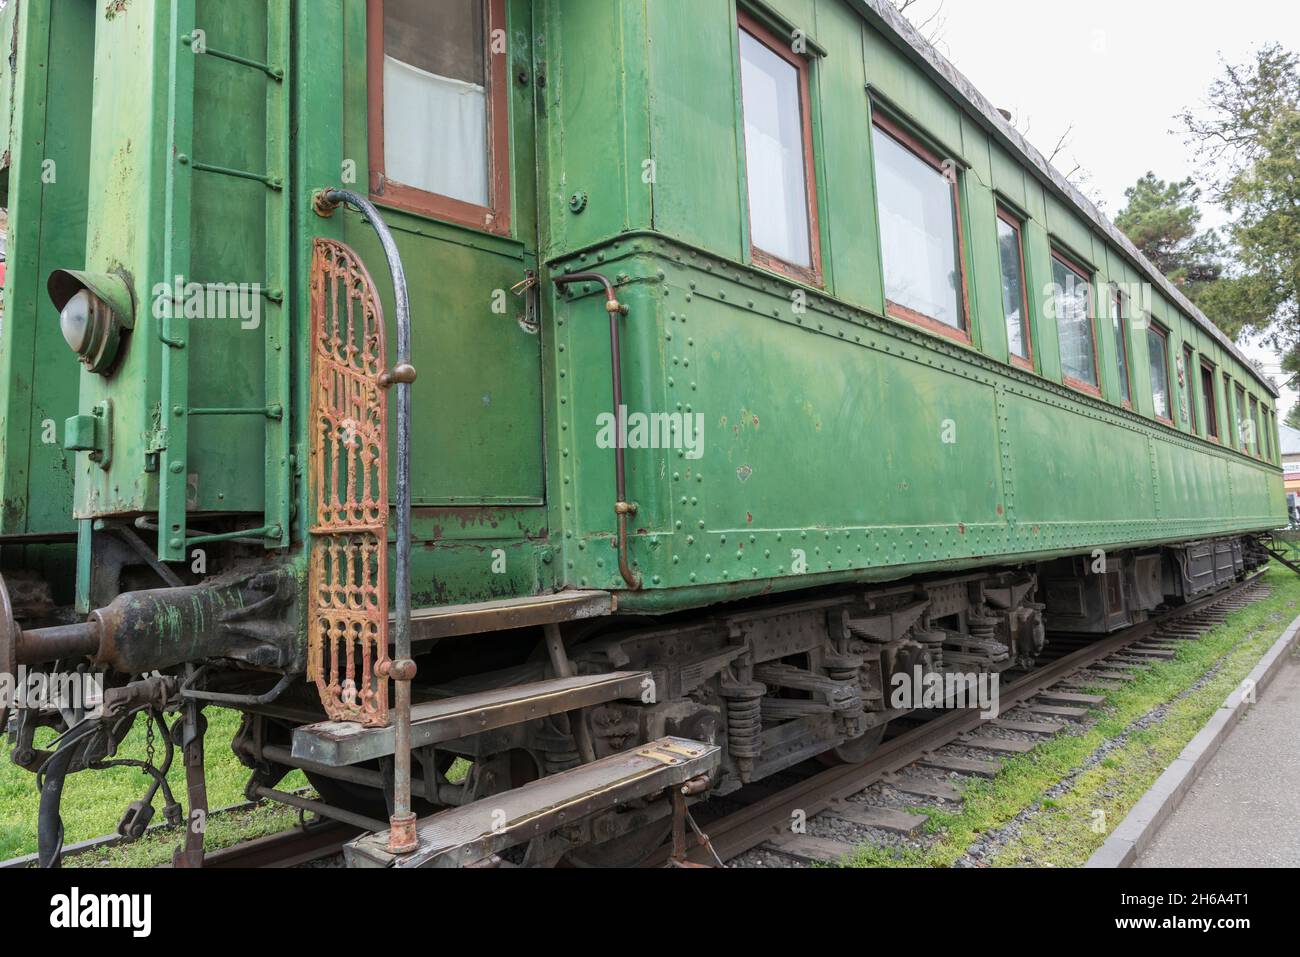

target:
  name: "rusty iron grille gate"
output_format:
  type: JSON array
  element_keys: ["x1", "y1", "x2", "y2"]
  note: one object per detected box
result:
[{"x1": 307, "y1": 239, "x2": 390, "y2": 726}]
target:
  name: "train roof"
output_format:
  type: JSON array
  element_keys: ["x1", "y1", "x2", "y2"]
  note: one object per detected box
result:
[{"x1": 852, "y1": 0, "x2": 1279, "y2": 398}]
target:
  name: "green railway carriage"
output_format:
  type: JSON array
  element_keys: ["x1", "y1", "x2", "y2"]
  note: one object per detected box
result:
[{"x1": 0, "y1": 0, "x2": 1284, "y2": 867}]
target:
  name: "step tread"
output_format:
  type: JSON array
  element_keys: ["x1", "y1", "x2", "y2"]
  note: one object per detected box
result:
[
  {"x1": 403, "y1": 590, "x2": 614, "y2": 641},
  {"x1": 346, "y1": 737, "x2": 721, "y2": 868},
  {"x1": 293, "y1": 671, "x2": 650, "y2": 766}
]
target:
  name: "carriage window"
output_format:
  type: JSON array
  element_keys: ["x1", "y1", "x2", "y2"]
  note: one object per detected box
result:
[
  {"x1": 996, "y1": 208, "x2": 1031, "y2": 367},
  {"x1": 369, "y1": 0, "x2": 509, "y2": 233},
  {"x1": 1225, "y1": 374, "x2": 1237, "y2": 446},
  {"x1": 1184, "y1": 345, "x2": 1198, "y2": 432},
  {"x1": 1147, "y1": 325, "x2": 1171, "y2": 422},
  {"x1": 1050, "y1": 252, "x2": 1097, "y2": 391},
  {"x1": 738, "y1": 14, "x2": 819, "y2": 281},
  {"x1": 1200, "y1": 362, "x2": 1219, "y2": 439},
  {"x1": 1249, "y1": 395, "x2": 1260, "y2": 456},
  {"x1": 1234, "y1": 383, "x2": 1248, "y2": 451},
  {"x1": 873, "y1": 116, "x2": 967, "y2": 338},
  {"x1": 1111, "y1": 287, "x2": 1132, "y2": 405}
]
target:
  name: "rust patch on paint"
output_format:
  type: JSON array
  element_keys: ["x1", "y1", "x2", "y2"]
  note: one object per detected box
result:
[
  {"x1": 958, "y1": 523, "x2": 966, "y2": 535},
  {"x1": 104, "y1": 0, "x2": 130, "y2": 20},
  {"x1": 996, "y1": 504, "x2": 1005, "y2": 516}
]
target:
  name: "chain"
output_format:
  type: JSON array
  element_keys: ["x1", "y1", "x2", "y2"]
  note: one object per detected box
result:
[{"x1": 145, "y1": 713, "x2": 156, "y2": 771}]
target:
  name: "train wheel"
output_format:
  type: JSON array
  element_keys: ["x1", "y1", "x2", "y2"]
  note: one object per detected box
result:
[
  {"x1": 304, "y1": 771, "x2": 394, "y2": 821},
  {"x1": 819, "y1": 723, "x2": 887, "y2": 766}
]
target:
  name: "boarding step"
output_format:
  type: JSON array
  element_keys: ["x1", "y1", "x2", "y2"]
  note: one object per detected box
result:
[
  {"x1": 404, "y1": 590, "x2": 614, "y2": 642},
  {"x1": 345, "y1": 737, "x2": 720, "y2": 868},
  {"x1": 293, "y1": 671, "x2": 649, "y2": 766}
]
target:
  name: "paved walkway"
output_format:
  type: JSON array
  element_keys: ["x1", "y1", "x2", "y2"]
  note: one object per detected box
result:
[{"x1": 1137, "y1": 649, "x2": 1300, "y2": 867}]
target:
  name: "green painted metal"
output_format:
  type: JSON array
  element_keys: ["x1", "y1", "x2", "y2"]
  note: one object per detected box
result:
[
  {"x1": 0, "y1": 0, "x2": 1286, "y2": 639},
  {"x1": 0, "y1": 0, "x2": 92, "y2": 536}
]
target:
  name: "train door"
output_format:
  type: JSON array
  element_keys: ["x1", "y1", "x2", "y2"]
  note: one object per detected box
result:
[{"x1": 346, "y1": 0, "x2": 544, "y2": 511}]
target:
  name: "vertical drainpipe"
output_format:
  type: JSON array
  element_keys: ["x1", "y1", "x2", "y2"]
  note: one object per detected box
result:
[
  {"x1": 315, "y1": 189, "x2": 419, "y2": 854},
  {"x1": 553, "y1": 272, "x2": 642, "y2": 590}
]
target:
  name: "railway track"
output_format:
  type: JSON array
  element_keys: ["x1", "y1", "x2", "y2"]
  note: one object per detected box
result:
[
  {"x1": 198, "y1": 821, "x2": 357, "y2": 869},
  {"x1": 6, "y1": 575, "x2": 1265, "y2": 870},
  {"x1": 651, "y1": 572, "x2": 1270, "y2": 868},
  {"x1": 0, "y1": 791, "x2": 351, "y2": 870}
]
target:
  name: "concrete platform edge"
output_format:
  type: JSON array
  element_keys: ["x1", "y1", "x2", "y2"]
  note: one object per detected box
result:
[{"x1": 1084, "y1": 611, "x2": 1300, "y2": 868}]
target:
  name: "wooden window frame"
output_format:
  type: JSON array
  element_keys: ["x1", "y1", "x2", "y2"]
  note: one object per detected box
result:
[
  {"x1": 1263, "y1": 408, "x2": 1273, "y2": 461},
  {"x1": 1050, "y1": 248, "x2": 1101, "y2": 397},
  {"x1": 1183, "y1": 345, "x2": 1198, "y2": 434},
  {"x1": 737, "y1": 10, "x2": 823, "y2": 287},
  {"x1": 1146, "y1": 322, "x2": 1174, "y2": 425},
  {"x1": 367, "y1": 0, "x2": 512, "y2": 236},
  {"x1": 1200, "y1": 359, "x2": 1220, "y2": 442},
  {"x1": 872, "y1": 111, "x2": 973, "y2": 347},
  {"x1": 1111, "y1": 285, "x2": 1133, "y2": 409},
  {"x1": 996, "y1": 205, "x2": 1033, "y2": 371}
]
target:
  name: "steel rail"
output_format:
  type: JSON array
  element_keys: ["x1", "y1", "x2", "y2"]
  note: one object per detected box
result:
[
  {"x1": 192, "y1": 821, "x2": 358, "y2": 869},
  {"x1": 652, "y1": 571, "x2": 1268, "y2": 866}
]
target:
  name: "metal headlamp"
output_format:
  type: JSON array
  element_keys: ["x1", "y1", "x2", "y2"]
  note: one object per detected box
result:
[{"x1": 47, "y1": 270, "x2": 135, "y2": 375}]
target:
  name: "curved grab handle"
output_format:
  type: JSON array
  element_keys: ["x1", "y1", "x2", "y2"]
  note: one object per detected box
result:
[{"x1": 314, "y1": 188, "x2": 419, "y2": 852}]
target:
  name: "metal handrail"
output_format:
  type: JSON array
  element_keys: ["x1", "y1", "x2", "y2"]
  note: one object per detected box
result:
[{"x1": 314, "y1": 188, "x2": 419, "y2": 854}]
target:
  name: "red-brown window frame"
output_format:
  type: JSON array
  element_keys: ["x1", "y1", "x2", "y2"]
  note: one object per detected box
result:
[
  {"x1": 1146, "y1": 322, "x2": 1174, "y2": 425},
  {"x1": 737, "y1": 10, "x2": 823, "y2": 287},
  {"x1": 366, "y1": 0, "x2": 512, "y2": 236},
  {"x1": 1111, "y1": 286, "x2": 1133, "y2": 409},
  {"x1": 1050, "y1": 248, "x2": 1101, "y2": 397},
  {"x1": 1183, "y1": 345, "x2": 1198, "y2": 433},
  {"x1": 1200, "y1": 359, "x2": 1220, "y2": 442},
  {"x1": 996, "y1": 205, "x2": 1033, "y2": 371},
  {"x1": 872, "y1": 111, "x2": 973, "y2": 346}
]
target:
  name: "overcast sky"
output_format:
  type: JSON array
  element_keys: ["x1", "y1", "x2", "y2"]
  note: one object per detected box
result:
[{"x1": 896, "y1": 0, "x2": 1300, "y2": 415}]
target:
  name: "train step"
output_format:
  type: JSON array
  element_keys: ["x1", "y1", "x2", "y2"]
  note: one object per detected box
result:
[
  {"x1": 344, "y1": 737, "x2": 721, "y2": 868},
  {"x1": 292, "y1": 671, "x2": 651, "y2": 767},
  {"x1": 403, "y1": 589, "x2": 613, "y2": 642}
]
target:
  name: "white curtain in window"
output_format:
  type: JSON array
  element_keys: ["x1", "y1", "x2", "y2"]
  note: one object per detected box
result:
[{"x1": 384, "y1": 54, "x2": 488, "y2": 208}]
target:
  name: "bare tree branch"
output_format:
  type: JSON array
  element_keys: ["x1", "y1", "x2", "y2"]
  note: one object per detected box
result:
[{"x1": 1047, "y1": 123, "x2": 1074, "y2": 165}]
